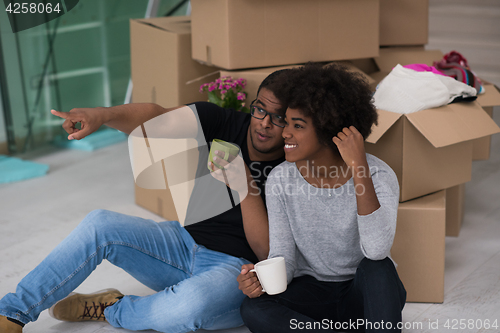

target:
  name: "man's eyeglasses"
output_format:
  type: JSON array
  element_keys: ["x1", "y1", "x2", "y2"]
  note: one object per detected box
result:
[{"x1": 249, "y1": 100, "x2": 286, "y2": 128}]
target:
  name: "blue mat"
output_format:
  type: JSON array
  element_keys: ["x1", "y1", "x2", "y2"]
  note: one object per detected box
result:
[
  {"x1": 0, "y1": 155, "x2": 50, "y2": 184},
  {"x1": 53, "y1": 128, "x2": 127, "y2": 152}
]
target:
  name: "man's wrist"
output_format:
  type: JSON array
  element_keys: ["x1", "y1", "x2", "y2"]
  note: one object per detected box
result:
[{"x1": 99, "y1": 106, "x2": 114, "y2": 125}]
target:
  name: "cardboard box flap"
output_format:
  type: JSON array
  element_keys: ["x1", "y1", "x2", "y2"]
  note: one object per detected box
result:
[
  {"x1": 365, "y1": 109, "x2": 402, "y2": 144},
  {"x1": 375, "y1": 48, "x2": 444, "y2": 72},
  {"x1": 477, "y1": 84, "x2": 500, "y2": 107},
  {"x1": 405, "y1": 101, "x2": 500, "y2": 148},
  {"x1": 137, "y1": 16, "x2": 191, "y2": 34}
]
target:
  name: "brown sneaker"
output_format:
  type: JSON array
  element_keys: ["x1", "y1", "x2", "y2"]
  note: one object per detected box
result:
[
  {"x1": 48, "y1": 288, "x2": 123, "y2": 322},
  {"x1": 0, "y1": 315, "x2": 23, "y2": 333}
]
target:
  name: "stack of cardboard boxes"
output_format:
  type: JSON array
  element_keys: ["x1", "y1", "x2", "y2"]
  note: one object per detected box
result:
[{"x1": 129, "y1": 0, "x2": 500, "y2": 303}]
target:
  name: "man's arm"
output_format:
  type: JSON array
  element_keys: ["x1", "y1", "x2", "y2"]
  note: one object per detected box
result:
[
  {"x1": 51, "y1": 103, "x2": 181, "y2": 140},
  {"x1": 209, "y1": 153, "x2": 270, "y2": 261},
  {"x1": 239, "y1": 174, "x2": 270, "y2": 261}
]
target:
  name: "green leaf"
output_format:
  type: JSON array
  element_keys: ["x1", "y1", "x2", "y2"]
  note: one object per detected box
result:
[{"x1": 208, "y1": 91, "x2": 222, "y2": 106}]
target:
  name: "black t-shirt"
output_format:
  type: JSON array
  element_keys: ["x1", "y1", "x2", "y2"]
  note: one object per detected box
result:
[{"x1": 184, "y1": 102, "x2": 284, "y2": 263}]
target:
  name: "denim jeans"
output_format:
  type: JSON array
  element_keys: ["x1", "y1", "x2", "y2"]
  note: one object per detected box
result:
[
  {"x1": 0, "y1": 209, "x2": 251, "y2": 333},
  {"x1": 241, "y1": 257, "x2": 406, "y2": 333}
]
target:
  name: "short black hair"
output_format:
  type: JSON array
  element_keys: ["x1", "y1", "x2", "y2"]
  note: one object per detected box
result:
[
  {"x1": 256, "y1": 68, "x2": 293, "y2": 113},
  {"x1": 283, "y1": 63, "x2": 377, "y2": 153}
]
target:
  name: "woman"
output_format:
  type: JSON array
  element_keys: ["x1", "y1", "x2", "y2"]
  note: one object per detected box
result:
[{"x1": 238, "y1": 63, "x2": 406, "y2": 333}]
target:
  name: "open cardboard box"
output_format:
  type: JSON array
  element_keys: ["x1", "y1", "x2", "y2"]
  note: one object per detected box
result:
[
  {"x1": 368, "y1": 48, "x2": 500, "y2": 161},
  {"x1": 392, "y1": 190, "x2": 446, "y2": 303},
  {"x1": 191, "y1": 0, "x2": 380, "y2": 70},
  {"x1": 220, "y1": 65, "x2": 302, "y2": 105},
  {"x1": 365, "y1": 101, "x2": 499, "y2": 202},
  {"x1": 218, "y1": 61, "x2": 375, "y2": 104},
  {"x1": 365, "y1": 48, "x2": 500, "y2": 202}
]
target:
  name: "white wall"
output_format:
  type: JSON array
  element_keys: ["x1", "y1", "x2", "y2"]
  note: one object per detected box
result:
[{"x1": 427, "y1": 0, "x2": 500, "y2": 86}]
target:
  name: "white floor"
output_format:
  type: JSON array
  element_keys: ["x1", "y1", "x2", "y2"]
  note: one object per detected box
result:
[{"x1": 1, "y1": 111, "x2": 499, "y2": 333}]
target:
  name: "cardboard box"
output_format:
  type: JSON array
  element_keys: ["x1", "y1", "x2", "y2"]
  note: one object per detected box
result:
[
  {"x1": 471, "y1": 107, "x2": 494, "y2": 160},
  {"x1": 219, "y1": 62, "x2": 375, "y2": 104},
  {"x1": 446, "y1": 183, "x2": 466, "y2": 237},
  {"x1": 365, "y1": 101, "x2": 499, "y2": 202},
  {"x1": 372, "y1": 47, "x2": 444, "y2": 79},
  {"x1": 365, "y1": 48, "x2": 500, "y2": 201},
  {"x1": 130, "y1": 16, "x2": 219, "y2": 107},
  {"x1": 191, "y1": 0, "x2": 380, "y2": 70},
  {"x1": 369, "y1": 49, "x2": 500, "y2": 162},
  {"x1": 391, "y1": 190, "x2": 446, "y2": 303},
  {"x1": 220, "y1": 65, "x2": 300, "y2": 106},
  {"x1": 473, "y1": 84, "x2": 500, "y2": 160},
  {"x1": 135, "y1": 184, "x2": 179, "y2": 222},
  {"x1": 380, "y1": 0, "x2": 429, "y2": 46},
  {"x1": 130, "y1": 17, "x2": 217, "y2": 221}
]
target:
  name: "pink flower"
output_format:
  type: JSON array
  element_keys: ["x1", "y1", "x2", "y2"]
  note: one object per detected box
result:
[
  {"x1": 225, "y1": 84, "x2": 232, "y2": 90},
  {"x1": 221, "y1": 90, "x2": 227, "y2": 95},
  {"x1": 237, "y1": 92, "x2": 246, "y2": 101},
  {"x1": 208, "y1": 83, "x2": 216, "y2": 92},
  {"x1": 199, "y1": 83, "x2": 209, "y2": 93}
]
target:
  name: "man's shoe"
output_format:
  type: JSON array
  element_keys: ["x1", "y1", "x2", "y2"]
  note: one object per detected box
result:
[
  {"x1": 48, "y1": 288, "x2": 123, "y2": 322},
  {"x1": 0, "y1": 315, "x2": 23, "y2": 333}
]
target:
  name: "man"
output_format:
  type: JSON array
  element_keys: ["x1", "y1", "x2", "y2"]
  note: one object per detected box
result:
[{"x1": 0, "y1": 70, "x2": 290, "y2": 333}]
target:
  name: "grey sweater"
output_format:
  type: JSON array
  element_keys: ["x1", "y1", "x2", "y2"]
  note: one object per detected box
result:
[{"x1": 265, "y1": 154, "x2": 399, "y2": 284}]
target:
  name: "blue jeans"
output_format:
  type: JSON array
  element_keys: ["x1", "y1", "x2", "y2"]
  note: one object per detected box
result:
[
  {"x1": 241, "y1": 258, "x2": 406, "y2": 333},
  {"x1": 0, "y1": 209, "x2": 251, "y2": 333}
]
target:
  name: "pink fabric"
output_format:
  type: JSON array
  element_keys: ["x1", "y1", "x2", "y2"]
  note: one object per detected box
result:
[{"x1": 403, "y1": 63, "x2": 446, "y2": 76}]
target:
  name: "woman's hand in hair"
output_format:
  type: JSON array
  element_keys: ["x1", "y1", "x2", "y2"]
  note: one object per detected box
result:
[
  {"x1": 332, "y1": 126, "x2": 367, "y2": 168},
  {"x1": 334, "y1": 126, "x2": 380, "y2": 215}
]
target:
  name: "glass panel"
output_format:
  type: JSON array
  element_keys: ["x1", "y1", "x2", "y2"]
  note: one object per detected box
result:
[{"x1": 0, "y1": 0, "x2": 189, "y2": 154}]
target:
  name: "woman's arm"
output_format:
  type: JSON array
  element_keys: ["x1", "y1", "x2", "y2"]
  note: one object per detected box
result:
[
  {"x1": 333, "y1": 126, "x2": 399, "y2": 260},
  {"x1": 237, "y1": 168, "x2": 298, "y2": 298},
  {"x1": 266, "y1": 170, "x2": 298, "y2": 284},
  {"x1": 333, "y1": 126, "x2": 380, "y2": 215},
  {"x1": 209, "y1": 153, "x2": 270, "y2": 261},
  {"x1": 240, "y1": 172, "x2": 270, "y2": 261}
]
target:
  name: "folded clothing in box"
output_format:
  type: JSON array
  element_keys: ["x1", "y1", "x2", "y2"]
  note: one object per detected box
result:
[{"x1": 373, "y1": 64, "x2": 477, "y2": 114}]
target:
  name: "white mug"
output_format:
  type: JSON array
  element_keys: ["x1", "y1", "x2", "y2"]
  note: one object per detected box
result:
[{"x1": 250, "y1": 257, "x2": 287, "y2": 295}]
